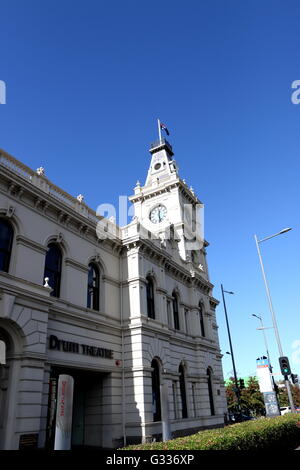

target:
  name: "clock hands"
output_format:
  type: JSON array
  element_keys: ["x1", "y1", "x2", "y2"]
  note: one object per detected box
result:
[
  {"x1": 158, "y1": 207, "x2": 162, "y2": 223},
  {"x1": 149, "y1": 205, "x2": 167, "y2": 224}
]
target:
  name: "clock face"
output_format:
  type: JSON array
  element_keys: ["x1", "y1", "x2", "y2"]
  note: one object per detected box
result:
[{"x1": 149, "y1": 205, "x2": 167, "y2": 224}]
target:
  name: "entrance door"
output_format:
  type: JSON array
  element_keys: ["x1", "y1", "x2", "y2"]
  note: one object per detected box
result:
[
  {"x1": 71, "y1": 385, "x2": 85, "y2": 447},
  {"x1": 46, "y1": 367, "x2": 105, "y2": 449}
]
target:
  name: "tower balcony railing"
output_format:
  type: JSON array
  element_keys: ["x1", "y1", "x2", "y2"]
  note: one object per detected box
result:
[{"x1": 149, "y1": 138, "x2": 173, "y2": 155}]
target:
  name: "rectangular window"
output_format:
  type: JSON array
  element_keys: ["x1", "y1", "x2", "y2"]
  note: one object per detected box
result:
[
  {"x1": 199, "y1": 305, "x2": 205, "y2": 337},
  {"x1": 167, "y1": 300, "x2": 172, "y2": 327},
  {"x1": 173, "y1": 296, "x2": 180, "y2": 330},
  {"x1": 184, "y1": 309, "x2": 189, "y2": 334},
  {"x1": 172, "y1": 381, "x2": 179, "y2": 419},
  {"x1": 146, "y1": 277, "x2": 155, "y2": 319}
]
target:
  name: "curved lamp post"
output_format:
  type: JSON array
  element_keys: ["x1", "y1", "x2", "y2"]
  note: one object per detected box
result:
[{"x1": 254, "y1": 228, "x2": 294, "y2": 411}]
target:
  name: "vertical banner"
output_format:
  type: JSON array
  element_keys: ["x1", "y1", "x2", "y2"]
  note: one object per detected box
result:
[
  {"x1": 256, "y1": 358, "x2": 280, "y2": 417},
  {"x1": 54, "y1": 374, "x2": 74, "y2": 450},
  {"x1": 256, "y1": 358, "x2": 273, "y2": 393}
]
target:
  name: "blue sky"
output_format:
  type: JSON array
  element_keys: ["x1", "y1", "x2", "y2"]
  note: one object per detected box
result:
[{"x1": 1, "y1": 0, "x2": 300, "y2": 380}]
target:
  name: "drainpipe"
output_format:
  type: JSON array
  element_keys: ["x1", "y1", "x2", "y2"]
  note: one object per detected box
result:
[{"x1": 120, "y1": 253, "x2": 126, "y2": 447}]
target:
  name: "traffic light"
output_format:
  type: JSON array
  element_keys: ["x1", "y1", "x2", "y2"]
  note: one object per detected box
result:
[
  {"x1": 291, "y1": 374, "x2": 298, "y2": 385},
  {"x1": 279, "y1": 356, "x2": 291, "y2": 376},
  {"x1": 239, "y1": 378, "x2": 245, "y2": 389}
]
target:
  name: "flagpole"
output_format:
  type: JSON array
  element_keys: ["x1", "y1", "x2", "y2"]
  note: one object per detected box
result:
[{"x1": 157, "y1": 118, "x2": 162, "y2": 143}]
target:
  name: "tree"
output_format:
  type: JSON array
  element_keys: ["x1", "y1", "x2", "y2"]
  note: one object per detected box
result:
[
  {"x1": 240, "y1": 376, "x2": 265, "y2": 416},
  {"x1": 226, "y1": 377, "x2": 239, "y2": 412},
  {"x1": 225, "y1": 376, "x2": 265, "y2": 416},
  {"x1": 277, "y1": 382, "x2": 300, "y2": 407}
]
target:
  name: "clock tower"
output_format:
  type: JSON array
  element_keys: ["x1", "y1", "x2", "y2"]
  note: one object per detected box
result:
[{"x1": 129, "y1": 137, "x2": 206, "y2": 269}]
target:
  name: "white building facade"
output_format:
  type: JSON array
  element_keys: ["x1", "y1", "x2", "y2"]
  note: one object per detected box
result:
[{"x1": 0, "y1": 138, "x2": 227, "y2": 450}]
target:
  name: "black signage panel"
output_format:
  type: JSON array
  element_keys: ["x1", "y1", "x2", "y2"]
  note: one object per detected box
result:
[{"x1": 49, "y1": 335, "x2": 113, "y2": 359}]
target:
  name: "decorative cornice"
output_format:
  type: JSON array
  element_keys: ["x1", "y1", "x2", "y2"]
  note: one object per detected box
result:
[
  {"x1": 64, "y1": 258, "x2": 89, "y2": 273},
  {"x1": 124, "y1": 320, "x2": 220, "y2": 353},
  {"x1": 49, "y1": 302, "x2": 121, "y2": 334},
  {"x1": 210, "y1": 297, "x2": 219, "y2": 310},
  {"x1": 129, "y1": 178, "x2": 202, "y2": 206},
  {"x1": 129, "y1": 181, "x2": 179, "y2": 204},
  {"x1": 0, "y1": 175, "x2": 123, "y2": 258},
  {"x1": 0, "y1": 271, "x2": 54, "y2": 306},
  {"x1": 16, "y1": 235, "x2": 48, "y2": 255},
  {"x1": 156, "y1": 287, "x2": 168, "y2": 295},
  {"x1": 123, "y1": 236, "x2": 214, "y2": 293},
  {"x1": 101, "y1": 274, "x2": 121, "y2": 288}
]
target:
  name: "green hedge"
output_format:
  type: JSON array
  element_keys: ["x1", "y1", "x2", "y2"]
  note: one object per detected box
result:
[{"x1": 122, "y1": 414, "x2": 300, "y2": 451}]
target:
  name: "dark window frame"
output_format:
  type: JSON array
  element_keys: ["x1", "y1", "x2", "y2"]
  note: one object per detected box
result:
[
  {"x1": 166, "y1": 299, "x2": 172, "y2": 327},
  {"x1": 43, "y1": 243, "x2": 62, "y2": 298},
  {"x1": 199, "y1": 303, "x2": 205, "y2": 337},
  {"x1": 179, "y1": 364, "x2": 188, "y2": 418},
  {"x1": 207, "y1": 368, "x2": 215, "y2": 416},
  {"x1": 151, "y1": 359, "x2": 161, "y2": 422},
  {"x1": 0, "y1": 218, "x2": 14, "y2": 273},
  {"x1": 146, "y1": 276, "x2": 155, "y2": 319},
  {"x1": 172, "y1": 293, "x2": 180, "y2": 330},
  {"x1": 87, "y1": 262, "x2": 100, "y2": 311}
]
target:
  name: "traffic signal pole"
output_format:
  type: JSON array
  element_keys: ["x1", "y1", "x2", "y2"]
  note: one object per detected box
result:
[{"x1": 254, "y1": 235, "x2": 295, "y2": 412}]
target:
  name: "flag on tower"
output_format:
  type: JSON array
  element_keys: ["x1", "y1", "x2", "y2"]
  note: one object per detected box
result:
[{"x1": 160, "y1": 122, "x2": 170, "y2": 135}]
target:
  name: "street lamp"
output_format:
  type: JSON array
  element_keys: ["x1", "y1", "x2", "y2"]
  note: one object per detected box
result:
[
  {"x1": 254, "y1": 228, "x2": 294, "y2": 411},
  {"x1": 252, "y1": 314, "x2": 272, "y2": 365},
  {"x1": 221, "y1": 284, "x2": 242, "y2": 413}
]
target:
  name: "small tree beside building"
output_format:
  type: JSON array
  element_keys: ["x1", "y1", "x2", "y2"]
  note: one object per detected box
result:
[{"x1": 225, "y1": 376, "x2": 265, "y2": 416}]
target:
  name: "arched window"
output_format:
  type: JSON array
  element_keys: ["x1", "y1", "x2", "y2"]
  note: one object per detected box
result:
[
  {"x1": 172, "y1": 292, "x2": 180, "y2": 330},
  {"x1": 44, "y1": 243, "x2": 62, "y2": 298},
  {"x1": 199, "y1": 303, "x2": 205, "y2": 337},
  {"x1": 0, "y1": 219, "x2": 14, "y2": 273},
  {"x1": 146, "y1": 275, "x2": 155, "y2": 319},
  {"x1": 151, "y1": 359, "x2": 161, "y2": 422},
  {"x1": 179, "y1": 363, "x2": 188, "y2": 418},
  {"x1": 207, "y1": 368, "x2": 215, "y2": 416},
  {"x1": 87, "y1": 263, "x2": 100, "y2": 311}
]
